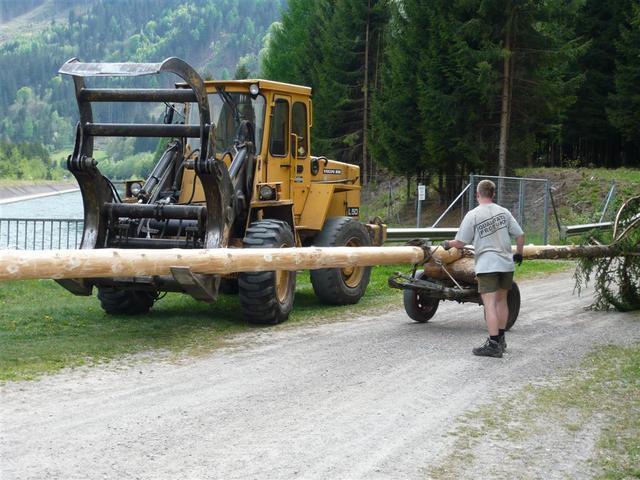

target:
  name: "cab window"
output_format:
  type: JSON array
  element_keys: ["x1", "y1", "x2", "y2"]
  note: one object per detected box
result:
[
  {"x1": 292, "y1": 102, "x2": 308, "y2": 158},
  {"x1": 269, "y1": 99, "x2": 289, "y2": 156}
]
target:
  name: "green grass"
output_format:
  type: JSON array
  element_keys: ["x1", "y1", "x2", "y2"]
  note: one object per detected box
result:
[
  {"x1": 0, "y1": 260, "x2": 574, "y2": 382},
  {"x1": 517, "y1": 166, "x2": 640, "y2": 183},
  {"x1": 516, "y1": 167, "x2": 640, "y2": 229},
  {"x1": 514, "y1": 259, "x2": 574, "y2": 280},
  {"x1": 0, "y1": 265, "x2": 403, "y2": 381},
  {"x1": 0, "y1": 178, "x2": 75, "y2": 187},
  {"x1": 429, "y1": 343, "x2": 640, "y2": 479}
]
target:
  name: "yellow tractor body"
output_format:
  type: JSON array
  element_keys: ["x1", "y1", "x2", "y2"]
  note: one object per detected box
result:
[{"x1": 57, "y1": 57, "x2": 385, "y2": 324}]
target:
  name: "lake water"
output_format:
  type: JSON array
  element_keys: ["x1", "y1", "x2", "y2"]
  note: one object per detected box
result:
[
  {"x1": 0, "y1": 191, "x2": 84, "y2": 249},
  {"x1": 0, "y1": 191, "x2": 84, "y2": 219}
]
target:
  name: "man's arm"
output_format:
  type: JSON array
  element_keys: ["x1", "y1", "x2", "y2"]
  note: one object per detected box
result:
[
  {"x1": 512, "y1": 233, "x2": 525, "y2": 265},
  {"x1": 515, "y1": 234, "x2": 524, "y2": 255},
  {"x1": 443, "y1": 239, "x2": 466, "y2": 250},
  {"x1": 443, "y1": 212, "x2": 474, "y2": 250}
]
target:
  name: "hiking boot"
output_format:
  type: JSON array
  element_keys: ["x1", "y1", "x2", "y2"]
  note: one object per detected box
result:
[
  {"x1": 499, "y1": 335, "x2": 507, "y2": 352},
  {"x1": 472, "y1": 338, "x2": 503, "y2": 358}
]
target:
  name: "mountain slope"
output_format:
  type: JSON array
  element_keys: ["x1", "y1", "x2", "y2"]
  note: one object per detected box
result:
[{"x1": 0, "y1": 0, "x2": 286, "y2": 148}]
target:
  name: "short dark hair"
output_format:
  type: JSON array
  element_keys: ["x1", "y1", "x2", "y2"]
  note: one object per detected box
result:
[{"x1": 477, "y1": 179, "x2": 496, "y2": 199}]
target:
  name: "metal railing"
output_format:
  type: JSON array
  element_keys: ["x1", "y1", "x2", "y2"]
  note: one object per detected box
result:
[
  {"x1": 0, "y1": 218, "x2": 83, "y2": 250},
  {"x1": 386, "y1": 227, "x2": 458, "y2": 242}
]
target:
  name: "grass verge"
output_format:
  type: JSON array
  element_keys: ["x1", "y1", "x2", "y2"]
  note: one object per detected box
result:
[
  {"x1": 0, "y1": 260, "x2": 575, "y2": 382},
  {"x1": 429, "y1": 343, "x2": 640, "y2": 479}
]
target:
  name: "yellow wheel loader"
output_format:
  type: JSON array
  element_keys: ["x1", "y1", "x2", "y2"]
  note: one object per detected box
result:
[{"x1": 57, "y1": 57, "x2": 385, "y2": 324}]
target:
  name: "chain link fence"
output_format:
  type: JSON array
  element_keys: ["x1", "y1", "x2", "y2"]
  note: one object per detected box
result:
[{"x1": 467, "y1": 175, "x2": 551, "y2": 244}]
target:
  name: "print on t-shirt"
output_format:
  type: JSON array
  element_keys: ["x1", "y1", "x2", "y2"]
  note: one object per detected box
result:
[{"x1": 476, "y1": 213, "x2": 507, "y2": 238}]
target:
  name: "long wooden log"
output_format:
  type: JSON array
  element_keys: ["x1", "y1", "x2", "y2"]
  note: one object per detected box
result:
[
  {"x1": 0, "y1": 244, "x2": 635, "y2": 283},
  {"x1": 0, "y1": 246, "x2": 427, "y2": 281}
]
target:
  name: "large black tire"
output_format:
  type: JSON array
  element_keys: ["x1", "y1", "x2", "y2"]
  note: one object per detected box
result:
[
  {"x1": 97, "y1": 287, "x2": 156, "y2": 315},
  {"x1": 506, "y1": 281, "x2": 521, "y2": 330},
  {"x1": 310, "y1": 217, "x2": 372, "y2": 305},
  {"x1": 238, "y1": 220, "x2": 296, "y2": 325},
  {"x1": 403, "y1": 270, "x2": 439, "y2": 322},
  {"x1": 219, "y1": 278, "x2": 239, "y2": 295}
]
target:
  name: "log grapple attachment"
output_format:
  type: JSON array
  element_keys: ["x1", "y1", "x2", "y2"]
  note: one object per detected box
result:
[{"x1": 57, "y1": 57, "x2": 242, "y2": 303}]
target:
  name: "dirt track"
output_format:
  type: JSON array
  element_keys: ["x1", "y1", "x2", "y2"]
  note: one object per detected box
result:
[{"x1": 1, "y1": 272, "x2": 639, "y2": 479}]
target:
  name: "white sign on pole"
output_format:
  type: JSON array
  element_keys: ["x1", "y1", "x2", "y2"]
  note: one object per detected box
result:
[{"x1": 418, "y1": 184, "x2": 426, "y2": 201}]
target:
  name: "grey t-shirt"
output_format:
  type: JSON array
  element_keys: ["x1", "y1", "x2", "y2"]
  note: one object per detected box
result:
[{"x1": 455, "y1": 203, "x2": 524, "y2": 274}]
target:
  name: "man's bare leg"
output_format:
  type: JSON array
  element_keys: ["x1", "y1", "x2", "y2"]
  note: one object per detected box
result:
[
  {"x1": 496, "y1": 289, "x2": 509, "y2": 330},
  {"x1": 474, "y1": 291, "x2": 503, "y2": 357},
  {"x1": 480, "y1": 291, "x2": 499, "y2": 336}
]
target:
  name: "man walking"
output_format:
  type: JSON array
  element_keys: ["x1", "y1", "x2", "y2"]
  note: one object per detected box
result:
[{"x1": 443, "y1": 179, "x2": 525, "y2": 358}]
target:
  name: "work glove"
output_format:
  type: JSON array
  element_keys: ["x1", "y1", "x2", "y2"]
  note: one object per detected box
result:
[
  {"x1": 513, "y1": 253, "x2": 523, "y2": 266},
  {"x1": 442, "y1": 240, "x2": 451, "y2": 251}
]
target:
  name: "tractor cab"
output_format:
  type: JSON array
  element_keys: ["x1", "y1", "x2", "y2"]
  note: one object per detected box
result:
[{"x1": 176, "y1": 79, "x2": 364, "y2": 244}]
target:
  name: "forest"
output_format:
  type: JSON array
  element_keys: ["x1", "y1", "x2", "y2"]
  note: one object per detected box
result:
[
  {"x1": 0, "y1": 0, "x2": 638, "y2": 189},
  {"x1": 262, "y1": 0, "x2": 640, "y2": 198},
  {"x1": 0, "y1": 0, "x2": 284, "y2": 178}
]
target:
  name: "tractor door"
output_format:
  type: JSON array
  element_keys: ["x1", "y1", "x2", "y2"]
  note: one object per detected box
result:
[
  {"x1": 291, "y1": 100, "x2": 311, "y2": 222},
  {"x1": 267, "y1": 95, "x2": 292, "y2": 199}
]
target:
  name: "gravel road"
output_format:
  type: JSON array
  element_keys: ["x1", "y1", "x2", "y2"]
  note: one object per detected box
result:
[{"x1": 1, "y1": 272, "x2": 639, "y2": 480}]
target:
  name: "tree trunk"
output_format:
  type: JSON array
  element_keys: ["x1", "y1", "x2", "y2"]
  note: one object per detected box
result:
[
  {"x1": 0, "y1": 246, "x2": 427, "y2": 282},
  {"x1": 361, "y1": 0, "x2": 371, "y2": 187},
  {"x1": 0, "y1": 244, "x2": 636, "y2": 283},
  {"x1": 498, "y1": 2, "x2": 514, "y2": 177}
]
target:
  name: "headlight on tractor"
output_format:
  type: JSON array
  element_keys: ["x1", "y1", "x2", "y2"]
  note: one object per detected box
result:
[{"x1": 259, "y1": 184, "x2": 276, "y2": 201}]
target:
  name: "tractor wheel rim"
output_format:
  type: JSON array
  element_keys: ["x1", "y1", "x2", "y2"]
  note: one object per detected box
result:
[
  {"x1": 342, "y1": 236, "x2": 364, "y2": 288},
  {"x1": 275, "y1": 242, "x2": 290, "y2": 303}
]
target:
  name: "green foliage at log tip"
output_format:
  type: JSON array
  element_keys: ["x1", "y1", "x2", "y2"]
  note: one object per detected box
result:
[{"x1": 574, "y1": 196, "x2": 640, "y2": 311}]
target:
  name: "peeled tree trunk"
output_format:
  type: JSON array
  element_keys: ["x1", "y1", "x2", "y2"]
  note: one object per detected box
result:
[
  {"x1": 0, "y1": 246, "x2": 426, "y2": 281},
  {"x1": 0, "y1": 243, "x2": 635, "y2": 283}
]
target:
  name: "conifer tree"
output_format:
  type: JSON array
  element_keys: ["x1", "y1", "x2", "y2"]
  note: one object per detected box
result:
[
  {"x1": 608, "y1": 2, "x2": 640, "y2": 156},
  {"x1": 563, "y1": 0, "x2": 634, "y2": 167},
  {"x1": 370, "y1": 1, "x2": 430, "y2": 183},
  {"x1": 313, "y1": 0, "x2": 386, "y2": 184}
]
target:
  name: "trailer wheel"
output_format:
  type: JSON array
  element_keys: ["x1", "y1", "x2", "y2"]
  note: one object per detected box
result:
[
  {"x1": 238, "y1": 220, "x2": 296, "y2": 325},
  {"x1": 310, "y1": 217, "x2": 372, "y2": 305},
  {"x1": 403, "y1": 270, "x2": 439, "y2": 322},
  {"x1": 97, "y1": 287, "x2": 157, "y2": 315},
  {"x1": 506, "y1": 281, "x2": 521, "y2": 330}
]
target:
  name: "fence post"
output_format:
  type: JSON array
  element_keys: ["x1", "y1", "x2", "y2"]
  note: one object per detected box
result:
[
  {"x1": 416, "y1": 183, "x2": 426, "y2": 228},
  {"x1": 387, "y1": 180, "x2": 392, "y2": 222},
  {"x1": 468, "y1": 174, "x2": 475, "y2": 211},
  {"x1": 598, "y1": 181, "x2": 617, "y2": 223},
  {"x1": 543, "y1": 180, "x2": 549, "y2": 245},
  {"x1": 518, "y1": 178, "x2": 525, "y2": 226}
]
